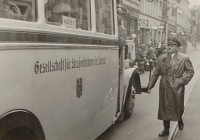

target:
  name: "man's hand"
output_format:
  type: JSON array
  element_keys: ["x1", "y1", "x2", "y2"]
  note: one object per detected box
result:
[
  {"x1": 147, "y1": 83, "x2": 152, "y2": 90},
  {"x1": 147, "y1": 84, "x2": 152, "y2": 94}
]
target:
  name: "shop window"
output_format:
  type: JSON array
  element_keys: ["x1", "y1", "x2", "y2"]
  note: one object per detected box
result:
[
  {"x1": 45, "y1": 0, "x2": 91, "y2": 31},
  {"x1": 0, "y1": 0, "x2": 36, "y2": 21},
  {"x1": 95, "y1": 0, "x2": 114, "y2": 35},
  {"x1": 124, "y1": 18, "x2": 137, "y2": 39}
]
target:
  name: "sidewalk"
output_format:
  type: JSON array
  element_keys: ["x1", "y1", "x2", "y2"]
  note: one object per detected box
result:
[
  {"x1": 174, "y1": 77, "x2": 200, "y2": 140},
  {"x1": 168, "y1": 43, "x2": 200, "y2": 140},
  {"x1": 186, "y1": 41, "x2": 193, "y2": 52}
]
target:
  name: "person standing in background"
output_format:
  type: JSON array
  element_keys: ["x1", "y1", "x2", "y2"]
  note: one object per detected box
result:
[{"x1": 135, "y1": 44, "x2": 146, "y2": 73}]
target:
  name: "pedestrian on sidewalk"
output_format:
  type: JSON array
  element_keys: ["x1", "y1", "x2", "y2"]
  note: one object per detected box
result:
[
  {"x1": 146, "y1": 44, "x2": 157, "y2": 60},
  {"x1": 148, "y1": 37, "x2": 194, "y2": 137},
  {"x1": 135, "y1": 44, "x2": 146, "y2": 73}
]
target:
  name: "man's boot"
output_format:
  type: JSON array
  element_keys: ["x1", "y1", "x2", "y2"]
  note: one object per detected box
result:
[
  {"x1": 159, "y1": 120, "x2": 170, "y2": 137},
  {"x1": 178, "y1": 110, "x2": 184, "y2": 130},
  {"x1": 178, "y1": 118, "x2": 184, "y2": 130}
]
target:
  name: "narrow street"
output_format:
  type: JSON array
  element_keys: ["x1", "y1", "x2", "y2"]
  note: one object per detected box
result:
[{"x1": 96, "y1": 43, "x2": 200, "y2": 140}]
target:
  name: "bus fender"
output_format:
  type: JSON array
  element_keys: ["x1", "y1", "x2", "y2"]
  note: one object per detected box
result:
[
  {"x1": 0, "y1": 110, "x2": 45, "y2": 140},
  {"x1": 122, "y1": 67, "x2": 141, "y2": 110}
]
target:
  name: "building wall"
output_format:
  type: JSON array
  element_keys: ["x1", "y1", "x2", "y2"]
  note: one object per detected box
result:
[
  {"x1": 173, "y1": 0, "x2": 190, "y2": 52},
  {"x1": 160, "y1": 0, "x2": 190, "y2": 46},
  {"x1": 177, "y1": 0, "x2": 191, "y2": 35},
  {"x1": 197, "y1": 8, "x2": 200, "y2": 35},
  {"x1": 191, "y1": 7, "x2": 200, "y2": 42},
  {"x1": 120, "y1": 0, "x2": 191, "y2": 54},
  {"x1": 121, "y1": 0, "x2": 140, "y2": 60},
  {"x1": 139, "y1": 0, "x2": 164, "y2": 46}
]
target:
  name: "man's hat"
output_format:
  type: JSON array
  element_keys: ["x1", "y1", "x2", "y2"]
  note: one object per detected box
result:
[
  {"x1": 52, "y1": 2, "x2": 71, "y2": 14},
  {"x1": 167, "y1": 37, "x2": 181, "y2": 47},
  {"x1": 117, "y1": 3, "x2": 127, "y2": 14}
]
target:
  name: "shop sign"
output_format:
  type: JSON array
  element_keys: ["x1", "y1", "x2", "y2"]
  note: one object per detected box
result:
[
  {"x1": 139, "y1": 19, "x2": 149, "y2": 26},
  {"x1": 151, "y1": 26, "x2": 157, "y2": 30},
  {"x1": 157, "y1": 26, "x2": 164, "y2": 30},
  {"x1": 128, "y1": 10, "x2": 139, "y2": 18},
  {"x1": 127, "y1": 0, "x2": 139, "y2": 5},
  {"x1": 151, "y1": 26, "x2": 164, "y2": 30}
]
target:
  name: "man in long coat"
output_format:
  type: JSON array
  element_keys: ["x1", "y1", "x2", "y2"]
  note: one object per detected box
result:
[{"x1": 148, "y1": 37, "x2": 194, "y2": 137}]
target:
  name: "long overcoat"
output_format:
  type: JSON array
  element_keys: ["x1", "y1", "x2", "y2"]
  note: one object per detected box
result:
[{"x1": 148, "y1": 52, "x2": 194, "y2": 121}]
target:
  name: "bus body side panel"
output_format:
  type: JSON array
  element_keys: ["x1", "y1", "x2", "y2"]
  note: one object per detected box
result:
[{"x1": 0, "y1": 44, "x2": 119, "y2": 140}]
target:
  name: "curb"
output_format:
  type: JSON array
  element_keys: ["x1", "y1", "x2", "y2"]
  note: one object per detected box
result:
[{"x1": 168, "y1": 70, "x2": 200, "y2": 140}]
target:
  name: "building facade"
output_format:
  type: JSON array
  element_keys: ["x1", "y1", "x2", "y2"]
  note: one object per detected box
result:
[
  {"x1": 118, "y1": 0, "x2": 191, "y2": 58},
  {"x1": 139, "y1": 0, "x2": 165, "y2": 46},
  {"x1": 138, "y1": 0, "x2": 191, "y2": 47},
  {"x1": 119, "y1": 0, "x2": 140, "y2": 60},
  {"x1": 176, "y1": 0, "x2": 191, "y2": 49},
  {"x1": 191, "y1": 5, "x2": 200, "y2": 43}
]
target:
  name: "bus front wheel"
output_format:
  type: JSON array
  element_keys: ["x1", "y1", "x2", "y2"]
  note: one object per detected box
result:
[
  {"x1": 0, "y1": 110, "x2": 45, "y2": 140},
  {"x1": 124, "y1": 81, "x2": 136, "y2": 119},
  {"x1": 1, "y1": 127, "x2": 37, "y2": 140}
]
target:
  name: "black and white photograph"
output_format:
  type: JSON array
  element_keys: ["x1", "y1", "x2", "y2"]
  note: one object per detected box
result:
[{"x1": 0, "y1": 0, "x2": 199, "y2": 140}]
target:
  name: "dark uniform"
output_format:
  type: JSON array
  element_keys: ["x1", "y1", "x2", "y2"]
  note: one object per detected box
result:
[
  {"x1": 118, "y1": 25, "x2": 126, "y2": 49},
  {"x1": 117, "y1": 3, "x2": 127, "y2": 73},
  {"x1": 136, "y1": 46, "x2": 145, "y2": 61},
  {"x1": 148, "y1": 37, "x2": 194, "y2": 136},
  {"x1": 146, "y1": 46, "x2": 157, "y2": 60},
  {"x1": 117, "y1": 3, "x2": 127, "y2": 50}
]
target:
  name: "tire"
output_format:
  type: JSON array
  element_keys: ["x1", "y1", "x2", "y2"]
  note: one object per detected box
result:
[
  {"x1": 0, "y1": 111, "x2": 45, "y2": 140},
  {"x1": 124, "y1": 80, "x2": 136, "y2": 119},
  {"x1": 1, "y1": 127, "x2": 37, "y2": 140}
]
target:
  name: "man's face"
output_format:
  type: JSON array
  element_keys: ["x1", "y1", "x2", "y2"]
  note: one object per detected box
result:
[
  {"x1": 167, "y1": 44, "x2": 178, "y2": 54},
  {"x1": 117, "y1": 12, "x2": 124, "y2": 23}
]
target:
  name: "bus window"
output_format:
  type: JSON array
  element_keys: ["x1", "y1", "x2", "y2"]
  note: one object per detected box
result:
[
  {"x1": 95, "y1": 0, "x2": 114, "y2": 35},
  {"x1": 45, "y1": 0, "x2": 91, "y2": 31},
  {"x1": 0, "y1": 0, "x2": 36, "y2": 21}
]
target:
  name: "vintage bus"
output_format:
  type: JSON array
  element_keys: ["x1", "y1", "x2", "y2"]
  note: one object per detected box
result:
[{"x1": 0, "y1": 0, "x2": 147, "y2": 139}]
